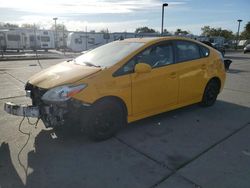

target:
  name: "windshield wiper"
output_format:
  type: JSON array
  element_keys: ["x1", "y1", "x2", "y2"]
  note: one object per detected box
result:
[{"x1": 83, "y1": 62, "x2": 101, "y2": 68}]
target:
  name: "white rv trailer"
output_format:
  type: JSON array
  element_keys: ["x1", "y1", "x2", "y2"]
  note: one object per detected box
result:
[
  {"x1": 67, "y1": 32, "x2": 115, "y2": 52},
  {"x1": 112, "y1": 32, "x2": 136, "y2": 41},
  {"x1": 0, "y1": 31, "x2": 7, "y2": 51},
  {"x1": 67, "y1": 32, "x2": 138, "y2": 52},
  {"x1": 26, "y1": 29, "x2": 55, "y2": 51},
  {"x1": 56, "y1": 30, "x2": 69, "y2": 49},
  {"x1": 0, "y1": 28, "x2": 55, "y2": 51},
  {"x1": 37, "y1": 30, "x2": 55, "y2": 51},
  {"x1": 0, "y1": 29, "x2": 28, "y2": 52}
]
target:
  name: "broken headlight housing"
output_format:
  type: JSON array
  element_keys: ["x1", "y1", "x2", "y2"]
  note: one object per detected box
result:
[{"x1": 41, "y1": 84, "x2": 87, "y2": 103}]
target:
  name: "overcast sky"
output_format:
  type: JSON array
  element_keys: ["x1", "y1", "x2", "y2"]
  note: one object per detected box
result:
[{"x1": 0, "y1": 0, "x2": 249, "y2": 34}]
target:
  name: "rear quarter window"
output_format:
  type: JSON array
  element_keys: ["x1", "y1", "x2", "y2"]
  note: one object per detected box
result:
[{"x1": 199, "y1": 45, "x2": 210, "y2": 58}]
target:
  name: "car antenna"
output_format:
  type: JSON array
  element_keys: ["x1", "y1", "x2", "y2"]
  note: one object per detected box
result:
[{"x1": 33, "y1": 24, "x2": 43, "y2": 69}]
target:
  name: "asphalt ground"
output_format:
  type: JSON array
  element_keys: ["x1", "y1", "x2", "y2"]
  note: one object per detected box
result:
[
  {"x1": 0, "y1": 50, "x2": 80, "y2": 61},
  {"x1": 0, "y1": 52, "x2": 250, "y2": 188}
]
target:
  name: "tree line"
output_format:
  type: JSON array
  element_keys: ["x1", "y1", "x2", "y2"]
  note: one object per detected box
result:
[
  {"x1": 135, "y1": 22, "x2": 250, "y2": 40},
  {"x1": 0, "y1": 22, "x2": 67, "y2": 31},
  {"x1": 1, "y1": 21, "x2": 250, "y2": 40}
]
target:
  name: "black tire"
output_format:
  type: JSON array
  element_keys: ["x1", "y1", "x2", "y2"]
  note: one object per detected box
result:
[
  {"x1": 86, "y1": 100, "x2": 126, "y2": 141},
  {"x1": 201, "y1": 79, "x2": 220, "y2": 107},
  {"x1": 52, "y1": 119, "x2": 81, "y2": 137}
]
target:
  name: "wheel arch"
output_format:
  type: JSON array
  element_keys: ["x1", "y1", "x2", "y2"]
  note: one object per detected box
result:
[
  {"x1": 207, "y1": 77, "x2": 221, "y2": 92},
  {"x1": 93, "y1": 96, "x2": 128, "y2": 117}
]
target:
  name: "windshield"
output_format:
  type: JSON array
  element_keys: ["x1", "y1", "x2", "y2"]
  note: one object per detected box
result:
[{"x1": 74, "y1": 41, "x2": 145, "y2": 67}]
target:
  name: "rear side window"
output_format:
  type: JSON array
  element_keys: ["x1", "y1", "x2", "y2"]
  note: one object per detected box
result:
[{"x1": 175, "y1": 41, "x2": 201, "y2": 62}]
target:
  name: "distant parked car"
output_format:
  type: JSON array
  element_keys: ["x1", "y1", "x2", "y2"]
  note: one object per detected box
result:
[
  {"x1": 202, "y1": 41, "x2": 225, "y2": 56},
  {"x1": 212, "y1": 43, "x2": 225, "y2": 57},
  {"x1": 244, "y1": 44, "x2": 250, "y2": 54},
  {"x1": 202, "y1": 41, "x2": 232, "y2": 71}
]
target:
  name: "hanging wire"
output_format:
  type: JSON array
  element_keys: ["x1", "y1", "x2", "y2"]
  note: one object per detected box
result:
[{"x1": 17, "y1": 116, "x2": 40, "y2": 178}]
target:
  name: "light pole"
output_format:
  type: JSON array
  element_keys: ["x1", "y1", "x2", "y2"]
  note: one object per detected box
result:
[
  {"x1": 236, "y1": 19, "x2": 242, "y2": 49},
  {"x1": 62, "y1": 23, "x2": 65, "y2": 54},
  {"x1": 53, "y1": 17, "x2": 58, "y2": 49},
  {"x1": 161, "y1": 3, "x2": 168, "y2": 35}
]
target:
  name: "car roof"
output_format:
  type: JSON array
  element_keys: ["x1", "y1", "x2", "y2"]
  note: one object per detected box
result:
[{"x1": 120, "y1": 36, "x2": 203, "y2": 45}]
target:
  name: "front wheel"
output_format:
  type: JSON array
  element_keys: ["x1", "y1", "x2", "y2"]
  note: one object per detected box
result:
[
  {"x1": 85, "y1": 100, "x2": 126, "y2": 141},
  {"x1": 201, "y1": 80, "x2": 220, "y2": 107}
]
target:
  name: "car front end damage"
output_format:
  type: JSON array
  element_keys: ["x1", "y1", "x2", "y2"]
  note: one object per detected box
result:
[{"x1": 4, "y1": 82, "x2": 90, "y2": 129}]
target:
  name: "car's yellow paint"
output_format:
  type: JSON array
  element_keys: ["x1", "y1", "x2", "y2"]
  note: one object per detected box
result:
[
  {"x1": 29, "y1": 36, "x2": 226, "y2": 123},
  {"x1": 131, "y1": 61, "x2": 179, "y2": 115},
  {"x1": 29, "y1": 61, "x2": 101, "y2": 89}
]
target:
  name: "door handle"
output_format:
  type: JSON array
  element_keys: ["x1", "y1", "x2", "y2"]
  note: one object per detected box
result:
[
  {"x1": 169, "y1": 72, "x2": 177, "y2": 78},
  {"x1": 201, "y1": 64, "x2": 206, "y2": 70}
]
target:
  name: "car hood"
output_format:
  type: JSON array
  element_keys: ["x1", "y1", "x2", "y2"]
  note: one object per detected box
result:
[{"x1": 28, "y1": 61, "x2": 101, "y2": 89}]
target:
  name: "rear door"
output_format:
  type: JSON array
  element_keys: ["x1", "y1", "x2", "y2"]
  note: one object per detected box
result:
[{"x1": 174, "y1": 40, "x2": 209, "y2": 104}]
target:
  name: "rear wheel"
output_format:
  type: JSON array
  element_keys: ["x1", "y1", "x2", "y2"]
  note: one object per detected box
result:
[
  {"x1": 86, "y1": 100, "x2": 126, "y2": 141},
  {"x1": 201, "y1": 79, "x2": 220, "y2": 107}
]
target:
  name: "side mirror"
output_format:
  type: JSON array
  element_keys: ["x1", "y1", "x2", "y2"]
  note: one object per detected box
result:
[
  {"x1": 224, "y1": 59, "x2": 232, "y2": 71},
  {"x1": 134, "y1": 63, "x2": 152, "y2": 73}
]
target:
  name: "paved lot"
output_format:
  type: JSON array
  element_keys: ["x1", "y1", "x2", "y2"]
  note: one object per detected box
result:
[{"x1": 0, "y1": 52, "x2": 250, "y2": 188}]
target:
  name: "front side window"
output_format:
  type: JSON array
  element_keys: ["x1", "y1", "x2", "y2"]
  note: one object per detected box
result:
[
  {"x1": 176, "y1": 41, "x2": 200, "y2": 62},
  {"x1": 116, "y1": 43, "x2": 174, "y2": 76}
]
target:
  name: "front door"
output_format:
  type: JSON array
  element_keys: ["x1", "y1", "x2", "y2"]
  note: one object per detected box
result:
[{"x1": 131, "y1": 42, "x2": 179, "y2": 115}]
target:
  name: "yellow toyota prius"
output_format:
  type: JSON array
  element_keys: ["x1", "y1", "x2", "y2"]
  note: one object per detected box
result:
[{"x1": 4, "y1": 37, "x2": 226, "y2": 140}]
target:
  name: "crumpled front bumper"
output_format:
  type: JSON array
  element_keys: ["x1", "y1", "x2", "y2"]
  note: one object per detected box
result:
[
  {"x1": 4, "y1": 102, "x2": 40, "y2": 118},
  {"x1": 4, "y1": 82, "x2": 91, "y2": 128}
]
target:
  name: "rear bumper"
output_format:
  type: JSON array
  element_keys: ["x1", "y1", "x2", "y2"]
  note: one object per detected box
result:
[{"x1": 4, "y1": 102, "x2": 40, "y2": 118}]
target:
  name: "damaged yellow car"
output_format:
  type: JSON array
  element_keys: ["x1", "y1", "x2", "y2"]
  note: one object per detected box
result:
[{"x1": 4, "y1": 37, "x2": 226, "y2": 140}]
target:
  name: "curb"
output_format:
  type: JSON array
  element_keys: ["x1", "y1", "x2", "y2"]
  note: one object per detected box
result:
[{"x1": 0, "y1": 56, "x2": 76, "y2": 61}]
